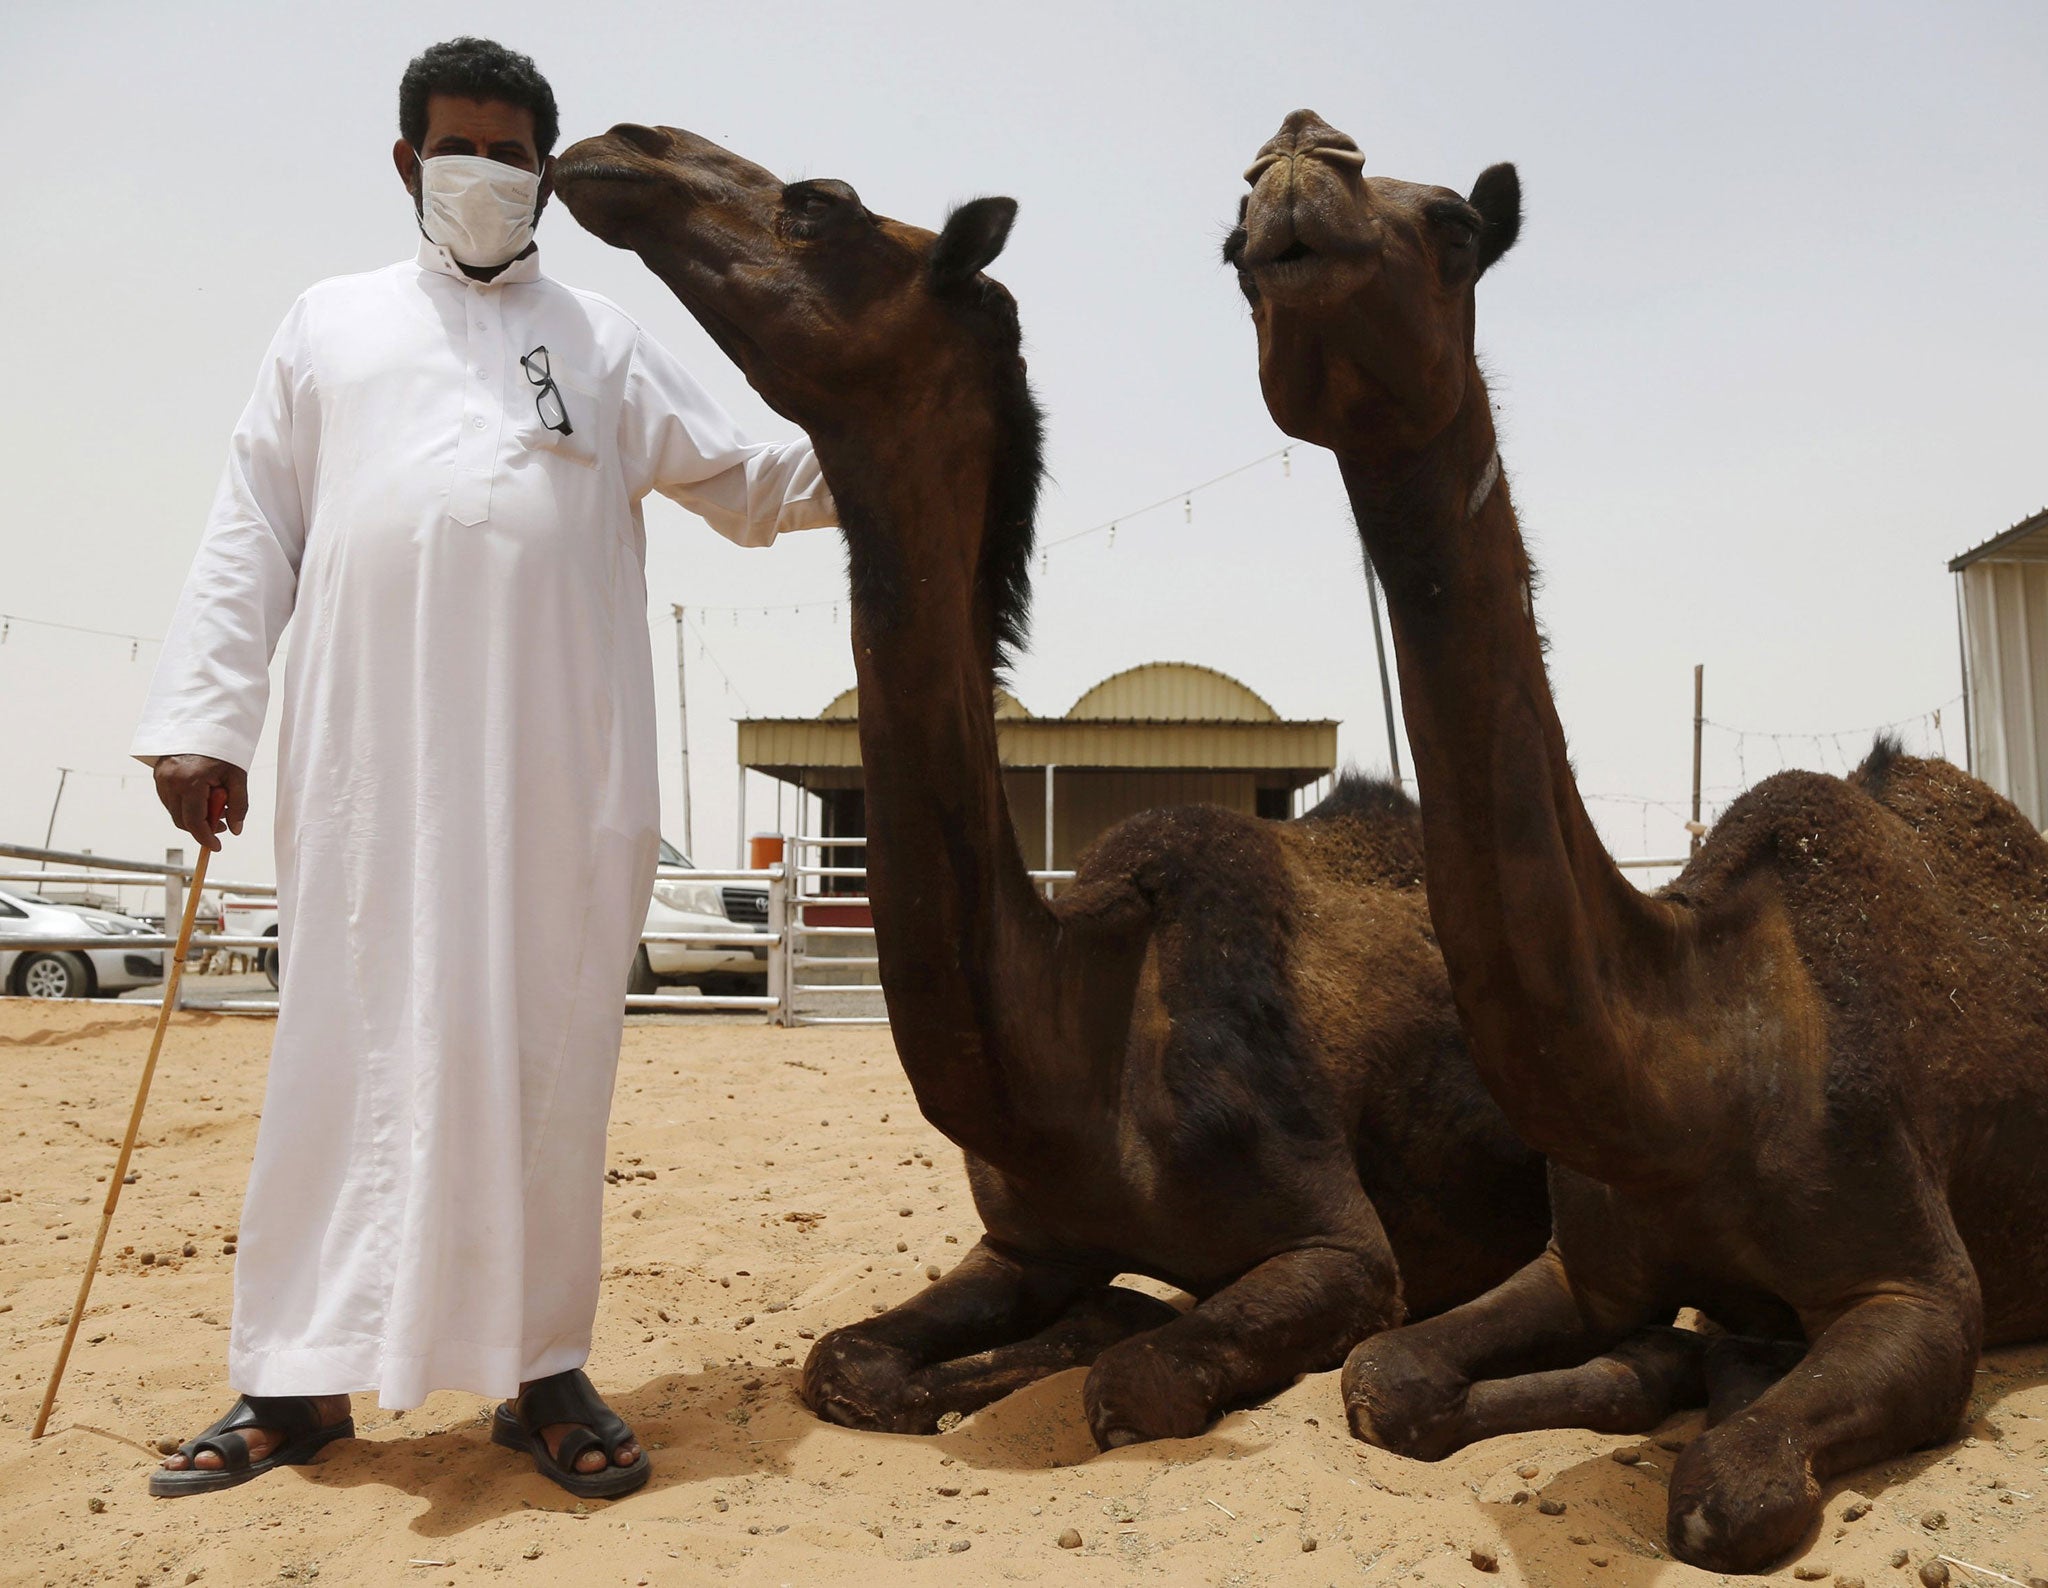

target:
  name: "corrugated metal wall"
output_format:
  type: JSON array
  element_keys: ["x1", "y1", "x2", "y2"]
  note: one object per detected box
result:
[
  {"x1": 1001, "y1": 769, "x2": 1267, "y2": 871},
  {"x1": 1961, "y1": 560, "x2": 2048, "y2": 829}
]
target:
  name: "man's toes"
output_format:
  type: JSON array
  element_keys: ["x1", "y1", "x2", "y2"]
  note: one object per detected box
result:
[
  {"x1": 614, "y1": 1441, "x2": 641, "y2": 1468},
  {"x1": 574, "y1": 1446, "x2": 608, "y2": 1474}
]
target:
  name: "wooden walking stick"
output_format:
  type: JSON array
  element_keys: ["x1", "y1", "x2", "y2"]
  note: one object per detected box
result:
[{"x1": 32, "y1": 824, "x2": 218, "y2": 1440}]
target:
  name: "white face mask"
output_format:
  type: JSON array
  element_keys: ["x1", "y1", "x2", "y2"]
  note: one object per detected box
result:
[{"x1": 414, "y1": 153, "x2": 542, "y2": 268}]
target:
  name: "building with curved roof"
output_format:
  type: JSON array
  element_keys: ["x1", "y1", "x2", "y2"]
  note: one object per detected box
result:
[{"x1": 737, "y1": 662, "x2": 1338, "y2": 873}]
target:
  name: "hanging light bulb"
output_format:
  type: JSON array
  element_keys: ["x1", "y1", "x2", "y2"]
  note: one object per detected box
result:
[
  {"x1": 130, "y1": 640, "x2": 138, "y2": 661},
  {"x1": 1183, "y1": 496, "x2": 1192, "y2": 523},
  {"x1": 1107, "y1": 522, "x2": 1117, "y2": 548},
  {"x1": 1282, "y1": 448, "x2": 1292, "y2": 478}
]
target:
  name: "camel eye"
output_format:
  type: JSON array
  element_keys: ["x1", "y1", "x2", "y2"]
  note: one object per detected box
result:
[{"x1": 1427, "y1": 202, "x2": 1481, "y2": 246}]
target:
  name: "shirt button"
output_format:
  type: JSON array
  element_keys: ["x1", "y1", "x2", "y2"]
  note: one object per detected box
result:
[
  {"x1": 476, "y1": 369, "x2": 489, "y2": 380},
  {"x1": 472, "y1": 417, "x2": 486, "y2": 430},
  {"x1": 474, "y1": 320, "x2": 486, "y2": 330}
]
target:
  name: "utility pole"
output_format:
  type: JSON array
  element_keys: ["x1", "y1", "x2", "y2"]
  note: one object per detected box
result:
[
  {"x1": 671, "y1": 605, "x2": 694, "y2": 860},
  {"x1": 1689, "y1": 664, "x2": 1705, "y2": 856},
  {"x1": 1364, "y1": 559, "x2": 1403, "y2": 784},
  {"x1": 38, "y1": 768, "x2": 71, "y2": 894}
]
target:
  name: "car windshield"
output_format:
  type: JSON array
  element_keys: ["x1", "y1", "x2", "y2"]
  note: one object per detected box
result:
[{"x1": 658, "y1": 839, "x2": 690, "y2": 868}]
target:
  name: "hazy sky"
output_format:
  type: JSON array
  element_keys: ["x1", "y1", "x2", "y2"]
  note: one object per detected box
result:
[{"x1": 4, "y1": 0, "x2": 2044, "y2": 892}]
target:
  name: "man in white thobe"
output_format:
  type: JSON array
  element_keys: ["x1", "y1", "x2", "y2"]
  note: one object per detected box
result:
[{"x1": 136, "y1": 39, "x2": 830, "y2": 1497}]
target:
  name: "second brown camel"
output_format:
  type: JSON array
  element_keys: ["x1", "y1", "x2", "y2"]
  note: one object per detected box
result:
[
  {"x1": 555, "y1": 122, "x2": 1549, "y2": 1449},
  {"x1": 1228, "y1": 108, "x2": 2048, "y2": 1572}
]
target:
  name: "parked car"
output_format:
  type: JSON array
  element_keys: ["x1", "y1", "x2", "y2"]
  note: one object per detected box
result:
[
  {"x1": 0, "y1": 886, "x2": 164, "y2": 999},
  {"x1": 630, "y1": 839, "x2": 770, "y2": 995}
]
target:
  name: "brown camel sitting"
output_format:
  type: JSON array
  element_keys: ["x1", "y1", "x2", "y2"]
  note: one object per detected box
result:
[
  {"x1": 555, "y1": 123, "x2": 1549, "y2": 1448},
  {"x1": 1226, "y1": 108, "x2": 2048, "y2": 1571}
]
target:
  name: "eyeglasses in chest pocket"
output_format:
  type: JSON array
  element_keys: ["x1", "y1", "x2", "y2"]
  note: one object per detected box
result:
[{"x1": 519, "y1": 345, "x2": 600, "y2": 468}]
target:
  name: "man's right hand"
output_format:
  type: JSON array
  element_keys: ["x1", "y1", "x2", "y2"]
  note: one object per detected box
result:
[{"x1": 153, "y1": 755, "x2": 248, "y2": 853}]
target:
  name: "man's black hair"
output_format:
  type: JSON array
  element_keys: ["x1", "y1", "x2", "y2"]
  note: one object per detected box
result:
[{"x1": 399, "y1": 37, "x2": 560, "y2": 158}]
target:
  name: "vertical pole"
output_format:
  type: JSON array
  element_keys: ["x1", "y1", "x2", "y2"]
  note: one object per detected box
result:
[
  {"x1": 1690, "y1": 664, "x2": 1705, "y2": 856},
  {"x1": 1954, "y1": 573, "x2": 1974, "y2": 774},
  {"x1": 767, "y1": 853, "x2": 791, "y2": 1027},
  {"x1": 671, "y1": 605, "x2": 694, "y2": 859},
  {"x1": 1042, "y1": 764, "x2": 1056, "y2": 899},
  {"x1": 164, "y1": 848, "x2": 186, "y2": 1010},
  {"x1": 37, "y1": 768, "x2": 71, "y2": 892},
  {"x1": 736, "y1": 765, "x2": 747, "y2": 869},
  {"x1": 1364, "y1": 560, "x2": 1403, "y2": 784}
]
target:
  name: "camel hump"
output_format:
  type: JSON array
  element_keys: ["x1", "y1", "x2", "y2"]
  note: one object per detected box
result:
[{"x1": 1299, "y1": 770, "x2": 1415, "y2": 826}]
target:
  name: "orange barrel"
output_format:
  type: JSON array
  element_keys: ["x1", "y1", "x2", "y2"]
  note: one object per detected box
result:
[{"x1": 748, "y1": 833, "x2": 785, "y2": 870}]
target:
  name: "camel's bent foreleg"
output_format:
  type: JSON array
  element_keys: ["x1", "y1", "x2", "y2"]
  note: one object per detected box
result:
[
  {"x1": 1666, "y1": 1285, "x2": 1980, "y2": 1574},
  {"x1": 1450, "y1": 1326, "x2": 1707, "y2": 1445},
  {"x1": 893, "y1": 1286, "x2": 1182, "y2": 1428},
  {"x1": 1082, "y1": 1240, "x2": 1401, "y2": 1449},
  {"x1": 1342, "y1": 1248, "x2": 1659, "y2": 1459},
  {"x1": 801, "y1": 1238, "x2": 1110, "y2": 1433}
]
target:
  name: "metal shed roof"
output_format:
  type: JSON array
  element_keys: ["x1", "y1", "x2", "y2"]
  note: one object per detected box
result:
[
  {"x1": 1949, "y1": 507, "x2": 2048, "y2": 572},
  {"x1": 739, "y1": 662, "x2": 1336, "y2": 785}
]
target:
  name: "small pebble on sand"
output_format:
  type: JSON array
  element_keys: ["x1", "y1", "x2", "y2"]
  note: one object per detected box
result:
[
  {"x1": 1056, "y1": 1530, "x2": 1081, "y2": 1549},
  {"x1": 925, "y1": 1264, "x2": 941, "y2": 1280},
  {"x1": 898, "y1": 1208, "x2": 913, "y2": 1218},
  {"x1": 1843, "y1": 1500, "x2": 1871, "y2": 1521},
  {"x1": 1515, "y1": 1464, "x2": 1539, "y2": 1479},
  {"x1": 1890, "y1": 1548, "x2": 1910, "y2": 1568},
  {"x1": 947, "y1": 1540, "x2": 970, "y2": 1553},
  {"x1": 1469, "y1": 1546, "x2": 1497, "y2": 1572},
  {"x1": 1919, "y1": 1510, "x2": 1947, "y2": 1531},
  {"x1": 1793, "y1": 1568, "x2": 1827, "y2": 1581},
  {"x1": 1609, "y1": 1447, "x2": 1640, "y2": 1465},
  {"x1": 1917, "y1": 1562, "x2": 1949, "y2": 1588},
  {"x1": 182, "y1": 1242, "x2": 196, "y2": 1257},
  {"x1": 1538, "y1": 1498, "x2": 1566, "y2": 1516},
  {"x1": 1301, "y1": 1537, "x2": 1317, "y2": 1553}
]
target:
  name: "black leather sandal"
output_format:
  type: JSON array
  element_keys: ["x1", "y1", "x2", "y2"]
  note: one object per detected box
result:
[
  {"x1": 148, "y1": 1395, "x2": 355, "y2": 1497},
  {"x1": 491, "y1": 1368, "x2": 648, "y2": 1498}
]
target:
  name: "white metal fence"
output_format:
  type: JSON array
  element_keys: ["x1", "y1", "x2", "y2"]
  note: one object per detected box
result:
[{"x1": 3, "y1": 836, "x2": 1693, "y2": 1024}]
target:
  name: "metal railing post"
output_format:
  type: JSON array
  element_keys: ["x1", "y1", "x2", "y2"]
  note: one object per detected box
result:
[
  {"x1": 164, "y1": 848, "x2": 186, "y2": 1010},
  {"x1": 767, "y1": 850, "x2": 793, "y2": 1027}
]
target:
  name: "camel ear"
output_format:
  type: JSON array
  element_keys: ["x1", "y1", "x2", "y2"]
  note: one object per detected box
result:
[
  {"x1": 1468, "y1": 163, "x2": 1521, "y2": 278},
  {"x1": 930, "y1": 196, "x2": 1017, "y2": 289}
]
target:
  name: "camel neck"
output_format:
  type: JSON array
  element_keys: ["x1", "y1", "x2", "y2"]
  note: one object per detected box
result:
[
  {"x1": 828, "y1": 432, "x2": 1060, "y2": 1161},
  {"x1": 1338, "y1": 376, "x2": 1666, "y2": 1178}
]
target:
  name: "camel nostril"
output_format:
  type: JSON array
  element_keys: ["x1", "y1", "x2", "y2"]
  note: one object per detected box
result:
[{"x1": 609, "y1": 123, "x2": 670, "y2": 155}]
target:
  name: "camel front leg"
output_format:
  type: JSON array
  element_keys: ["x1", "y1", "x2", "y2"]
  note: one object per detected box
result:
[
  {"x1": 801, "y1": 1238, "x2": 1107, "y2": 1433},
  {"x1": 1666, "y1": 1286, "x2": 1980, "y2": 1574},
  {"x1": 1082, "y1": 1240, "x2": 1401, "y2": 1449},
  {"x1": 1343, "y1": 1248, "x2": 1664, "y2": 1458}
]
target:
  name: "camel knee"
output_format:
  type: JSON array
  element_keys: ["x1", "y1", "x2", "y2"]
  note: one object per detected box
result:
[
  {"x1": 1667, "y1": 1413, "x2": 1821, "y2": 1573},
  {"x1": 1341, "y1": 1328, "x2": 1471, "y2": 1459},
  {"x1": 1083, "y1": 1336, "x2": 1224, "y2": 1449},
  {"x1": 800, "y1": 1327, "x2": 930, "y2": 1434}
]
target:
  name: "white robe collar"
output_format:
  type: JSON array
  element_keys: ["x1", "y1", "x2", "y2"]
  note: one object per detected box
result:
[{"x1": 414, "y1": 237, "x2": 544, "y2": 287}]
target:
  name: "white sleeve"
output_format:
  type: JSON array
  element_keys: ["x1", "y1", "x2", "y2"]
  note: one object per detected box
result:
[
  {"x1": 130, "y1": 297, "x2": 318, "y2": 769},
  {"x1": 619, "y1": 330, "x2": 836, "y2": 546}
]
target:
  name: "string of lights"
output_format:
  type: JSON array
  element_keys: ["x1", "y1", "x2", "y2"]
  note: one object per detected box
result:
[
  {"x1": 0, "y1": 612, "x2": 162, "y2": 659},
  {"x1": 672, "y1": 443, "x2": 1299, "y2": 620}
]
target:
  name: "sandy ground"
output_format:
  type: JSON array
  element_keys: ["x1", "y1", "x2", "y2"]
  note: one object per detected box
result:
[{"x1": 0, "y1": 999, "x2": 2043, "y2": 1588}]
